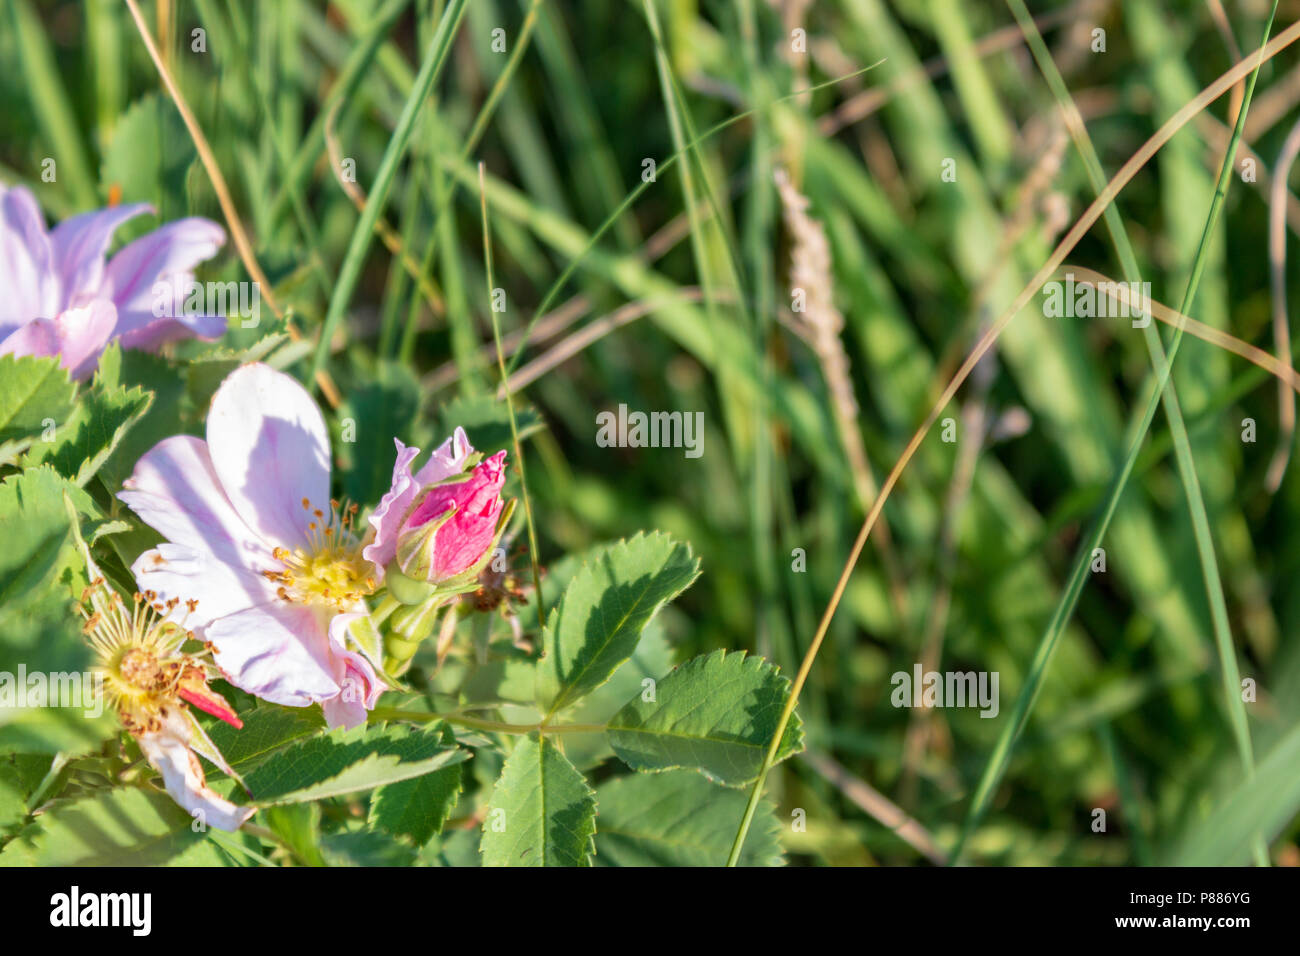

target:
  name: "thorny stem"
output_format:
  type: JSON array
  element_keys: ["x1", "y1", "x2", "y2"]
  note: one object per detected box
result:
[{"x1": 369, "y1": 594, "x2": 401, "y2": 628}]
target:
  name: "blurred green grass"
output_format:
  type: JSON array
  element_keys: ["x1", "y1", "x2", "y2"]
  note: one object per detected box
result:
[{"x1": 5, "y1": 0, "x2": 1300, "y2": 865}]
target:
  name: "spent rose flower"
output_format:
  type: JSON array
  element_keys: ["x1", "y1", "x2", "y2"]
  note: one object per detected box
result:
[
  {"x1": 365, "y1": 436, "x2": 508, "y2": 588},
  {"x1": 74, "y1": 533, "x2": 251, "y2": 831},
  {"x1": 0, "y1": 182, "x2": 226, "y2": 378},
  {"x1": 119, "y1": 362, "x2": 383, "y2": 728}
]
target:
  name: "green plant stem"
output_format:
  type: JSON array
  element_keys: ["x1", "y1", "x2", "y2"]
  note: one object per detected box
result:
[
  {"x1": 368, "y1": 707, "x2": 603, "y2": 735},
  {"x1": 370, "y1": 594, "x2": 400, "y2": 627},
  {"x1": 398, "y1": 0, "x2": 545, "y2": 363}
]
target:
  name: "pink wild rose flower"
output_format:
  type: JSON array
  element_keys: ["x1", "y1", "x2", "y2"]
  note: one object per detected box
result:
[
  {"x1": 0, "y1": 182, "x2": 226, "y2": 378},
  {"x1": 119, "y1": 362, "x2": 382, "y2": 728}
]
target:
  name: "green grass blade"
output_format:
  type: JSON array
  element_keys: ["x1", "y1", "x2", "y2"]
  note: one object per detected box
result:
[
  {"x1": 953, "y1": 0, "x2": 1280, "y2": 865},
  {"x1": 478, "y1": 162, "x2": 545, "y2": 622},
  {"x1": 265, "y1": 0, "x2": 411, "y2": 231},
  {"x1": 310, "y1": 0, "x2": 470, "y2": 384},
  {"x1": 9, "y1": 0, "x2": 97, "y2": 208}
]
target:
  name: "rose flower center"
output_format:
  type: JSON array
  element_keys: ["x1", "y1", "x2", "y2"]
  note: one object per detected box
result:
[{"x1": 263, "y1": 497, "x2": 376, "y2": 610}]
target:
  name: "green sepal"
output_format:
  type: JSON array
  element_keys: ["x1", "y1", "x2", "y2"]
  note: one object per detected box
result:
[
  {"x1": 345, "y1": 612, "x2": 404, "y2": 690},
  {"x1": 394, "y1": 502, "x2": 459, "y2": 584}
]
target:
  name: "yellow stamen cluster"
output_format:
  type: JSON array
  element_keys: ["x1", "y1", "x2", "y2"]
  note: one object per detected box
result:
[
  {"x1": 79, "y1": 581, "x2": 201, "y2": 735},
  {"x1": 261, "y1": 497, "x2": 376, "y2": 610}
]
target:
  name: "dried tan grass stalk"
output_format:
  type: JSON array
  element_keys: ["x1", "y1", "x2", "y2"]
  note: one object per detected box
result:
[
  {"x1": 774, "y1": 166, "x2": 877, "y2": 511},
  {"x1": 122, "y1": 0, "x2": 342, "y2": 408},
  {"x1": 774, "y1": 167, "x2": 912, "y2": 630}
]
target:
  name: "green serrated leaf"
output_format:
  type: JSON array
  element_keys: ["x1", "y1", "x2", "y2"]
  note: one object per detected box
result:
[
  {"x1": 0, "y1": 470, "x2": 116, "y2": 756},
  {"x1": 242, "y1": 723, "x2": 467, "y2": 806},
  {"x1": 369, "y1": 721, "x2": 464, "y2": 844},
  {"x1": 480, "y1": 734, "x2": 596, "y2": 866},
  {"x1": 188, "y1": 322, "x2": 290, "y2": 365},
  {"x1": 201, "y1": 703, "x2": 326, "y2": 774},
  {"x1": 606, "y1": 649, "x2": 804, "y2": 786},
  {"x1": 0, "y1": 787, "x2": 232, "y2": 866},
  {"x1": 537, "y1": 531, "x2": 699, "y2": 715},
  {"x1": 25, "y1": 372, "x2": 152, "y2": 486},
  {"x1": 0, "y1": 708, "x2": 115, "y2": 758},
  {"x1": 594, "y1": 771, "x2": 785, "y2": 866},
  {"x1": 0, "y1": 466, "x2": 103, "y2": 618},
  {"x1": 0, "y1": 467, "x2": 77, "y2": 611},
  {"x1": 2, "y1": 753, "x2": 50, "y2": 798},
  {"x1": 93, "y1": 348, "x2": 189, "y2": 500},
  {"x1": 0, "y1": 353, "x2": 76, "y2": 446}
]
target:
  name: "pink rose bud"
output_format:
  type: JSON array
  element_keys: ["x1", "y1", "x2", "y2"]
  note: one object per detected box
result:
[{"x1": 395, "y1": 450, "x2": 507, "y2": 583}]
